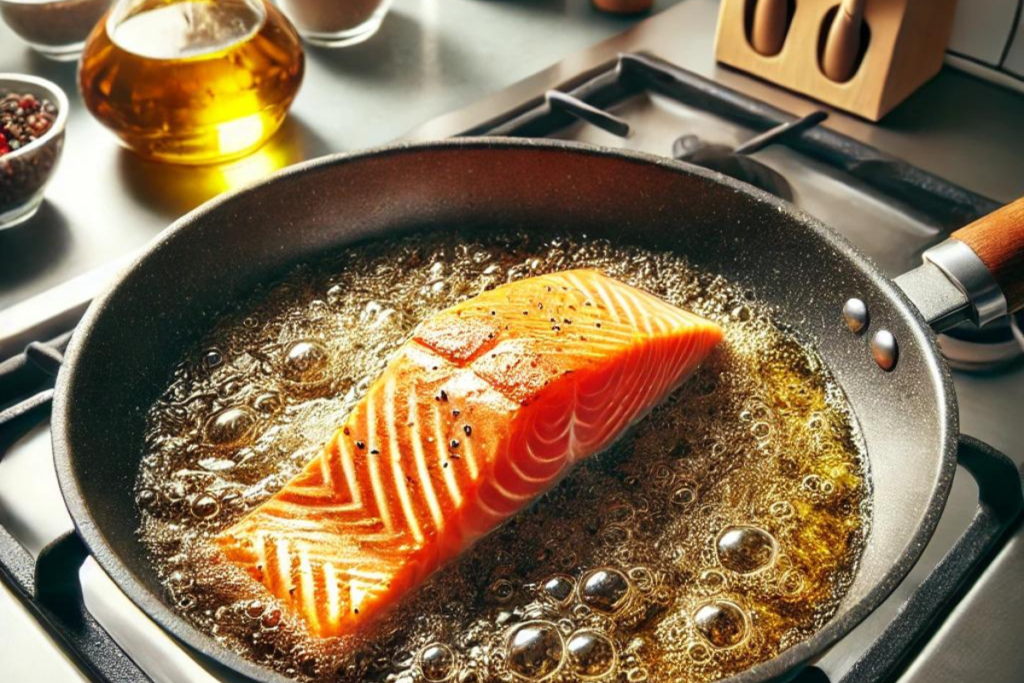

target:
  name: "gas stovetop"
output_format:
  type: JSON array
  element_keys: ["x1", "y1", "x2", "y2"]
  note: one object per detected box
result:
[{"x1": 2, "y1": 3, "x2": 1024, "y2": 683}]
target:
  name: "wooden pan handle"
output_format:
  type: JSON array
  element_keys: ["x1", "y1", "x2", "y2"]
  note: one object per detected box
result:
[{"x1": 952, "y1": 197, "x2": 1024, "y2": 314}]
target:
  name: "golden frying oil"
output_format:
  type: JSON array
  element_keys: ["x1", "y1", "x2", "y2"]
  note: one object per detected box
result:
[
  {"x1": 138, "y1": 232, "x2": 870, "y2": 682},
  {"x1": 78, "y1": 0, "x2": 303, "y2": 164}
]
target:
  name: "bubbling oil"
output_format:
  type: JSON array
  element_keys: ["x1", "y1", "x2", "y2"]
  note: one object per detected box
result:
[{"x1": 137, "y1": 231, "x2": 870, "y2": 682}]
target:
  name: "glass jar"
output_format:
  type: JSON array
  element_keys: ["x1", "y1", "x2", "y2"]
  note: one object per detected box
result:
[
  {"x1": 0, "y1": 0, "x2": 113, "y2": 61},
  {"x1": 78, "y1": 0, "x2": 304, "y2": 164},
  {"x1": 274, "y1": 0, "x2": 392, "y2": 48}
]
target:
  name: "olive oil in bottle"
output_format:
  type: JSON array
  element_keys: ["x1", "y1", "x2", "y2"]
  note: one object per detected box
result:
[{"x1": 79, "y1": 0, "x2": 304, "y2": 164}]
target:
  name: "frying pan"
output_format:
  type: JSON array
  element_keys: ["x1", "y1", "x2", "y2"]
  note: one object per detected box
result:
[{"x1": 51, "y1": 139, "x2": 1024, "y2": 683}]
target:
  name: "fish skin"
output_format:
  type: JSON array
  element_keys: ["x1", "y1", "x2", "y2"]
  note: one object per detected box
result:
[{"x1": 216, "y1": 269, "x2": 722, "y2": 637}]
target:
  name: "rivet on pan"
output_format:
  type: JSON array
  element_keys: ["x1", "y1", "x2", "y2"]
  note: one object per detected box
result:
[
  {"x1": 871, "y1": 330, "x2": 899, "y2": 371},
  {"x1": 843, "y1": 298, "x2": 869, "y2": 334}
]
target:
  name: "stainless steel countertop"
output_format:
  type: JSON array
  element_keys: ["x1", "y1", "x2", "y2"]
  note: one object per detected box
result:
[{"x1": 0, "y1": 0, "x2": 685, "y2": 311}]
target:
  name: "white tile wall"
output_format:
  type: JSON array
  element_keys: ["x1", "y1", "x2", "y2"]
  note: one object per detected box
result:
[
  {"x1": 947, "y1": 0, "x2": 1020, "y2": 65},
  {"x1": 1001, "y1": 4, "x2": 1024, "y2": 75}
]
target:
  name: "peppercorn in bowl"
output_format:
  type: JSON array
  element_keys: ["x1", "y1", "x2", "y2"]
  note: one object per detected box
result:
[{"x1": 0, "y1": 73, "x2": 68, "y2": 229}]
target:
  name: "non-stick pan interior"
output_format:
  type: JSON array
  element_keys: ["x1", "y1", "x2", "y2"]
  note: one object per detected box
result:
[{"x1": 54, "y1": 140, "x2": 956, "y2": 683}]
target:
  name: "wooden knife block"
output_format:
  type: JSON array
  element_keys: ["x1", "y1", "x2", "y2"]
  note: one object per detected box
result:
[{"x1": 714, "y1": 0, "x2": 959, "y2": 121}]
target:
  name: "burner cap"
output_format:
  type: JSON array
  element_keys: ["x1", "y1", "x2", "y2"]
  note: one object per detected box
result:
[
  {"x1": 938, "y1": 313, "x2": 1024, "y2": 371},
  {"x1": 672, "y1": 135, "x2": 793, "y2": 201}
]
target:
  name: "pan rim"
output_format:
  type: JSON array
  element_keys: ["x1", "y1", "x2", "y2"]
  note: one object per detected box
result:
[{"x1": 51, "y1": 137, "x2": 958, "y2": 683}]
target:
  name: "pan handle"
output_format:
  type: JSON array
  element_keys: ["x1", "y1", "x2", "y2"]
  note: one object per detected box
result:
[
  {"x1": 896, "y1": 197, "x2": 1024, "y2": 332},
  {"x1": 949, "y1": 196, "x2": 1024, "y2": 315}
]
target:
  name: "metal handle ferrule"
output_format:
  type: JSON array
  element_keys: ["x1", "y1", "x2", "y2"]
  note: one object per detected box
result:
[{"x1": 923, "y1": 239, "x2": 1008, "y2": 327}]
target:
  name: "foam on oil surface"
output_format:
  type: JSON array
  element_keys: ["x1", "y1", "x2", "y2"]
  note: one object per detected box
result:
[{"x1": 137, "y1": 231, "x2": 870, "y2": 682}]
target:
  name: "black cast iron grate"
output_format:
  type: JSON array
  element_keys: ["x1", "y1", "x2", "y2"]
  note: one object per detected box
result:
[{"x1": 0, "y1": 54, "x2": 1022, "y2": 683}]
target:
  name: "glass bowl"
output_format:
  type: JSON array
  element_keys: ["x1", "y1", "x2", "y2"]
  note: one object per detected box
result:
[
  {"x1": 0, "y1": 74, "x2": 68, "y2": 229},
  {"x1": 0, "y1": 0, "x2": 113, "y2": 61},
  {"x1": 274, "y1": 0, "x2": 392, "y2": 48}
]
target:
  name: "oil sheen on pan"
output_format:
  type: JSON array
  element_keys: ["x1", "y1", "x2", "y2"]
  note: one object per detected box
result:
[{"x1": 137, "y1": 230, "x2": 871, "y2": 683}]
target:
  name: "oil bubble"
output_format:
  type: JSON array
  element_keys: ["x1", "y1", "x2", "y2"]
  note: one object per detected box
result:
[
  {"x1": 626, "y1": 667, "x2": 649, "y2": 682},
  {"x1": 731, "y1": 305, "x2": 752, "y2": 322},
  {"x1": 687, "y1": 642, "x2": 711, "y2": 662},
  {"x1": 566, "y1": 630, "x2": 617, "y2": 679},
  {"x1": 541, "y1": 575, "x2": 575, "y2": 604},
  {"x1": 253, "y1": 392, "x2": 281, "y2": 414},
  {"x1": 202, "y1": 349, "x2": 223, "y2": 369},
  {"x1": 136, "y1": 488, "x2": 157, "y2": 509},
  {"x1": 627, "y1": 566, "x2": 655, "y2": 593},
  {"x1": 281, "y1": 340, "x2": 328, "y2": 382},
  {"x1": 418, "y1": 643, "x2": 455, "y2": 682},
  {"x1": 260, "y1": 608, "x2": 282, "y2": 630},
  {"x1": 694, "y1": 600, "x2": 748, "y2": 648},
  {"x1": 166, "y1": 570, "x2": 193, "y2": 594},
  {"x1": 699, "y1": 569, "x2": 727, "y2": 592},
  {"x1": 190, "y1": 494, "x2": 220, "y2": 520},
  {"x1": 653, "y1": 585, "x2": 675, "y2": 606},
  {"x1": 205, "y1": 407, "x2": 256, "y2": 446},
  {"x1": 770, "y1": 500, "x2": 794, "y2": 518},
  {"x1": 652, "y1": 463, "x2": 674, "y2": 484},
  {"x1": 506, "y1": 621, "x2": 564, "y2": 680},
  {"x1": 579, "y1": 568, "x2": 631, "y2": 613},
  {"x1": 489, "y1": 578, "x2": 515, "y2": 604},
  {"x1": 244, "y1": 599, "x2": 265, "y2": 619},
  {"x1": 780, "y1": 570, "x2": 806, "y2": 596},
  {"x1": 671, "y1": 487, "x2": 696, "y2": 508},
  {"x1": 716, "y1": 526, "x2": 776, "y2": 574}
]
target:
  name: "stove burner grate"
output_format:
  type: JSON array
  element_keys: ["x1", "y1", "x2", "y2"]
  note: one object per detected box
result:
[{"x1": 671, "y1": 110, "x2": 829, "y2": 200}]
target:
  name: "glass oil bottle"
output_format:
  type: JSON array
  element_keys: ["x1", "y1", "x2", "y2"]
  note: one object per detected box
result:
[{"x1": 79, "y1": 0, "x2": 304, "y2": 164}]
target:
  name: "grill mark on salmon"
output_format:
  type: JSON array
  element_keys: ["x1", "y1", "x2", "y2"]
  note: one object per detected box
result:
[{"x1": 216, "y1": 269, "x2": 722, "y2": 637}]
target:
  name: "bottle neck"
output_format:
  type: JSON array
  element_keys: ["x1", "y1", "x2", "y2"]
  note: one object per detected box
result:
[{"x1": 106, "y1": 0, "x2": 267, "y2": 60}]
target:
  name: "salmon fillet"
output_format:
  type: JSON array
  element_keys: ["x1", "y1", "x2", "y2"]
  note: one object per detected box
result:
[{"x1": 216, "y1": 269, "x2": 722, "y2": 637}]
